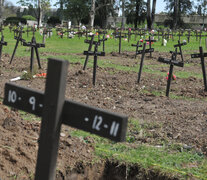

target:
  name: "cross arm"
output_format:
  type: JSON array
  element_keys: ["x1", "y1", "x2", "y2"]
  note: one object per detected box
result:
[
  {"x1": 14, "y1": 36, "x2": 26, "y2": 42},
  {"x1": 146, "y1": 39, "x2": 157, "y2": 42},
  {"x1": 83, "y1": 51, "x2": 105, "y2": 56},
  {"x1": 3, "y1": 83, "x2": 128, "y2": 142},
  {"x1": 170, "y1": 51, "x2": 181, "y2": 55},
  {"x1": 84, "y1": 39, "x2": 100, "y2": 45},
  {"x1": 131, "y1": 44, "x2": 142, "y2": 47},
  {"x1": 191, "y1": 53, "x2": 207, "y2": 58},
  {"x1": 136, "y1": 48, "x2": 154, "y2": 54},
  {"x1": 174, "y1": 42, "x2": 187, "y2": 47},
  {"x1": 0, "y1": 41, "x2": 7, "y2": 46},
  {"x1": 23, "y1": 42, "x2": 45, "y2": 48},
  {"x1": 158, "y1": 57, "x2": 184, "y2": 67},
  {"x1": 99, "y1": 38, "x2": 107, "y2": 42}
]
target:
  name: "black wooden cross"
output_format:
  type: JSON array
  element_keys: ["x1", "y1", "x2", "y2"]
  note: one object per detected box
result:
[
  {"x1": 172, "y1": 40, "x2": 187, "y2": 63},
  {"x1": 46, "y1": 27, "x2": 53, "y2": 38},
  {"x1": 185, "y1": 30, "x2": 192, "y2": 43},
  {"x1": 195, "y1": 30, "x2": 206, "y2": 45},
  {"x1": 161, "y1": 30, "x2": 165, "y2": 45},
  {"x1": 131, "y1": 40, "x2": 143, "y2": 59},
  {"x1": 98, "y1": 34, "x2": 107, "y2": 52},
  {"x1": 136, "y1": 42, "x2": 154, "y2": 83},
  {"x1": 165, "y1": 29, "x2": 172, "y2": 41},
  {"x1": 194, "y1": 30, "x2": 199, "y2": 41},
  {"x1": 158, "y1": 49, "x2": 184, "y2": 97},
  {"x1": 0, "y1": 32, "x2": 7, "y2": 61},
  {"x1": 84, "y1": 29, "x2": 91, "y2": 39},
  {"x1": 191, "y1": 46, "x2": 207, "y2": 91},
  {"x1": 26, "y1": 25, "x2": 32, "y2": 37},
  {"x1": 76, "y1": 30, "x2": 84, "y2": 39},
  {"x1": 154, "y1": 29, "x2": 161, "y2": 41},
  {"x1": 177, "y1": 29, "x2": 184, "y2": 41},
  {"x1": 146, "y1": 36, "x2": 157, "y2": 57},
  {"x1": 83, "y1": 35, "x2": 95, "y2": 70},
  {"x1": 83, "y1": 41, "x2": 105, "y2": 85},
  {"x1": 141, "y1": 29, "x2": 146, "y2": 39},
  {"x1": 133, "y1": 29, "x2": 138, "y2": 41},
  {"x1": 3, "y1": 58, "x2": 128, "y2": 180},
  {"x1": 96, "y1": 29, "x2": 107, "y2": 41},
  {"x1": 10, "y1": 26, "x2": 25, "y2": 64},
  {"x1": 127, "y1": 28, "x2": 132, "y2": 43},
  {"x1": 137, "y1": 29, "x2": 145, "y2": 39},
  {"x1": 43, "y1": 27, "x2": 52, "y2": 39},
  {"x1": 115, "y1": 32, "x2": 127, "y2": 54},
  {"x1": 23, "y1": 36, "x2": 45, "y2": 72}
]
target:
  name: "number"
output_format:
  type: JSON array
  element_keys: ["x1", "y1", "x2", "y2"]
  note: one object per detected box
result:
[
  {"x1": 92, "y1": 116, "x2": 103, "y2": 131},
  {"x1": 110, "y1": 121, "x2": 119, "y2": 137},
  {"x1": 29, "y1": 96, "x2": 36, "y2": 111},
  {"x1": 8, "y1": 90, "x2": 17, "y2": 103}
]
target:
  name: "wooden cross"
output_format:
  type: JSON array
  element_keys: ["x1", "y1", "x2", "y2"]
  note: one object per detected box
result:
[
  {"x1": 133, "y1": 29, "x2": 138, "y2": 41},
  {"x1": 194, "y1": 30, "x2": 199, "y2": 41},
  {"x1": 115, "y1": 32, "x2": 127, "y2": 54},
  {"x1": 155, "y1": 29, "x2": 161, "y2": 41},
  {"x1": 23, "y1": 36, "x2": 45, "y2": 72},
  {"x1": 137, "y1": 29, "x2": 145, "y2": 39},
  {"x1": 127, "y1": 28, "x2": 132, "y2": 42},
  {"x1": 3, "y1": 58, "x2": 128, "y2": 180},
  {"x1": 26, "y1": 25, "x2": 32, "y2": 37},
  {"x1": 10, "y1": 26, "x2": 25, "y2": 64},
  {"x1": 83, "y1": 35, "x2": 95, "y2": 70},
  {"x1": 158, "y1": 49, "x2": 184, "y2": 97},
  {"x1": 194, "y1": 30, "x2": 206, "y2": 45},
  {"x1": 145, "y1": 36, "x2": 157, "y2": 57},
  {"x1": 191, "y1": 46, "x2": 207, "y2": 91},
  {"x1": 177, "y1": 29, "x2": 184, "y2": 41},
  {"x1": 131, "y1": 40, "x2": 143, "y2": 59},
  {"x1": 76, "y1": 31, "x2": 84, "y2": 39},
  {"x1": 0, "y1": 33, "x2": 7, "y2": 61},
  {"x1": 185, "y1": 30, "x2": 192, "y2": 43},
  {"x1": 83, "y1": 41, "x2": 105, "y2": 85},
  {"x1": 172, "y1": 40, "x2": 187, "y2": 63},
  {"x1": 96, "y1": 29, "x2": 107, "y2": 41},
  {"x1": 98, "y1": 34, "x2": 107, "y2": 52},
  {"x1": 47, "y1": 28, "x2": 53, "y2": 38},
  {"x1": 84, "y1": 30, "x2": 91, "y2": 39},
  {"x1": 165, "y1": 29, "x2": 172, "y2": 41},
  {"x1": 137, "y1": 43, "x2": 154, "y2": 83}
]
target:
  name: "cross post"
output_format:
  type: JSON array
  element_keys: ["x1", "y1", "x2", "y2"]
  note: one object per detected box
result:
[{"x1": 137, "y1": 43, "x2": 146, "y2": 83}]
